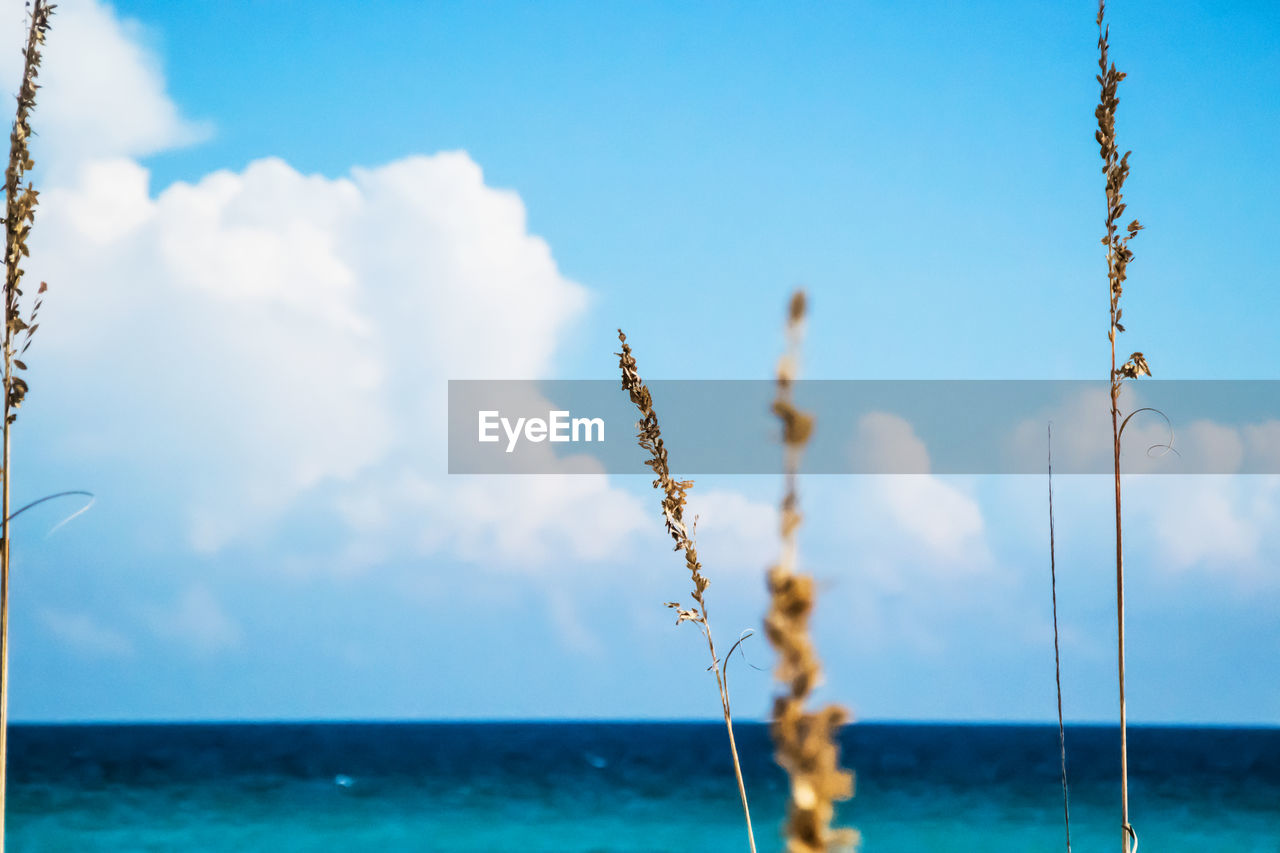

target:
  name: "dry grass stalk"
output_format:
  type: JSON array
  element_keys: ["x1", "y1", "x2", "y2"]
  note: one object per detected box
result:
[
  {"x1": 1095, "y1": 2, "x2": 1147, "y2": 850},
  {"x1": 616, "y1": 330, "x2": 757, "y2": 853},
  {"x1": 0, "y1": 1, "x2": 54, "y2": 844},
  {"x1": 764, "y1": 292, "x2": 856, "y2": 853},
  {"x1": 1047, "y1": 425, "x2": 1071, "y2": 852}
]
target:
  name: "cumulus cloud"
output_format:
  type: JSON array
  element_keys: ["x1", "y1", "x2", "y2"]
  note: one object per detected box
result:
[
  {"x1": 877, "y1": 475, "x2": 985, "y2": 564},
  {"x1": 1006, "y1": 386, "x2": 1165, "y2": 474},
  {"x1": 1129, "y1": 476, "x2": 1280, "y2": 583},
  {"x1": 13, "y1": 0, "x2": 649, "y2": 574},
  {"x1": 36, "y1": 157, "x2": 396, "y2": 551},
  {"x1": 1006, "y1": 387, "x2": 1266, "y2": 476},
  {"x1": 1003, "y1": 386, "x2": 1280, "y2": 581},
  {"x1": 0, "y1": 0, "x2": 208, "y2": 178},
  {"x1": 430, "y1": 472, "x2": 646, "y2": 568},
  {"x1": 30, "y1": 149, "x2": 633, "y2": 559},
  {"x1": 851, "y1": 410, "x2": 931, "y2": 474},
  {"x1": 847, "y1": 413, "x2": 987, "y2": 571}
]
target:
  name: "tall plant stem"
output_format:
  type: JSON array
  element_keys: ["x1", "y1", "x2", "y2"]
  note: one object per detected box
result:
[
  {"x1": 0, "y1": 3, "x2": 55, "y2": 843},
  {"x1": 0, "y1": 319, "x2": 9, "y2": 848},
  {"x1": 1107, "y1": 224, "x2": 1135, "y2": 853},
  {"x1": 702, "y1": 608, "x2": 757, "y2": 853},
  {"x1": 1097, "y1": 2, "x2": 1143, "y2": 841},
  {"x1": 765, "y1": 292, "x2": 856, "y2": 851},
  {"x1": 1047, "y1": 425, "x2": 1071, "y2": 853},
  {"x1": 1107, "y1": 213, "x2": 1133, "y2": 853},
  {"x1": 1112, "y1": 375, "x2": 1130, "y2": 853},
  {"x1": 616, "y1": 331, "x2": 756, "y2": 853}
]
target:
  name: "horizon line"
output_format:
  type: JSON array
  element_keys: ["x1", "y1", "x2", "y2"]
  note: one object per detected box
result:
[{"x1": 8, "y1": 717, "x2": 1278, "y2": 729}]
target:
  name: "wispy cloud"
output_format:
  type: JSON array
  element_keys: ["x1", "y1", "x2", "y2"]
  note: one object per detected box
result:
[
  {"x1": 147, "y1": 585, "x2": 241, "y2": 655},
  {"x1": 40, "y1": 608, "x2": 134, "y2": 659}
]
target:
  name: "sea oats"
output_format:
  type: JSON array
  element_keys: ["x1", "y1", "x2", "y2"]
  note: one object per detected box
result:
[
  {"x1": 764, "y1": 292, "x2": 856, "y2": 853},
  {"x1": 618, "y1": 330, "x2": 758, "y2": 853},
  {"x1": 1096, "y1": 2, "x2": 1147, "y2": 849},
  {"x1": 0, "y1": 0, "x2": 55, "y2": 844}
]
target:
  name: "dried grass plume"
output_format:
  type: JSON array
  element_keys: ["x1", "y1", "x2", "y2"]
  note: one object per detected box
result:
[
  {"x1": 764, "y1": 292, "x2": 857, "y2": 853},
  {"x1": 617, "y1": 329, "x2": 758, "y2": 853},
  {"x1": 1, "y1": 1, "x2": 56, "y2": 846},
  {"x1": 1097, "y1": 2, "x2": 1147, "y2": 849}
]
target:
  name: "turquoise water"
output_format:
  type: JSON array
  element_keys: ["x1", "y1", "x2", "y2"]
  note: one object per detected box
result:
[{"x1": 8, "y1": 722, "x2": 1278, "y2": 851}]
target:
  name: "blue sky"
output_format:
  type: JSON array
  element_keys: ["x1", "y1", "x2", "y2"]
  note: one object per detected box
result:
[{"x1": 3, "y1": 0, "x2": 1278, "y2": 723}]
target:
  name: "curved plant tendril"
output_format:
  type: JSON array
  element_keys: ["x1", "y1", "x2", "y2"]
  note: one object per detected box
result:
[
  {"x1": 4, "y1": 489, "x2": 94, "y2": 527},
  {"x1": 1117, "y1": 407, "x2": 1179, "y2": 461},
  {"x1": 717, "y1": 630, "x2": 766, "y2": 699}
]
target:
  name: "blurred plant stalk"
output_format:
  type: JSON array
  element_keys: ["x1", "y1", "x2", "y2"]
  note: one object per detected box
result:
[{"x1": 1, "y1": 2, "x2": 55, "y2": 846}]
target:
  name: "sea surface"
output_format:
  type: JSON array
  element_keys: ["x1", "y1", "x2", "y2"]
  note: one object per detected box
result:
[{"x1": 7, "y1": 722, "x2": 1278, "y2": 852}]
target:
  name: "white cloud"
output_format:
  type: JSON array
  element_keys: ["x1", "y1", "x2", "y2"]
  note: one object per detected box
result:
[
  {"x1": 40, "y1": 608, "x2": 134, "y2": 658},
  {"x1": 1007, "y1": 388, "x2": 1248, "y2": 476},
  {"x1": 36, "y1": 156, "x2": 394, "y2": 552},
  {"x1": 682, "y1": 488, "x2": 778, "y2": 576},
  {"x1": 30, "y1": 149, "x2": 621, "y2": 559},
  {"x1": 851, "y1": 411, "x2": 931, "y2": 474},
  {"x1": 147, "y1": 585, "x2": 241, "y2": 654},
  {"x1": 1131, "y1": 476, "x2": 1280, "y2": 581},
  {"x1": 0, "y1": 0, "x2": 208, "y2": 179},
  {"x1": 1242, "y1": 421, "x2": 1280, "y2": 472},
  {"x1": 846, "y1": 413, "x2": 988, "y2": 572},
  {"x1": 1007, "y1": 386, "x2": 1128, "y2": 474},
  {"x1": 878, "y1": 476, "x2": 985, "y2": 563},
  {"x1": 13, "y1": 0, "x2": 638, "y2": 573},
  {"x1": 1001, "y1": 386, "x2": 1280, "y2": 582},
  {"x1": 433, "y1": 472, "x2": 647, "y2": 567},
  {"x1": 1176, "y1": 420, "x2": 1245, "y2": 474},
  {"x1": 1146, "y1": 479, "x2": 1260, "y2": 567}
]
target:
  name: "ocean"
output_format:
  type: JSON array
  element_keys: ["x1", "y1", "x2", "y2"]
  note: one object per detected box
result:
[{"x1": 7, "y1": 722, "x2": 1278, "y2": 851}]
